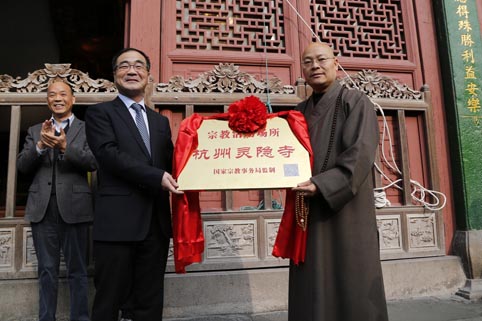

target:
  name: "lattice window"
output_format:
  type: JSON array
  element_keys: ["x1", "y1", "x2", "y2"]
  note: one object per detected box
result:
[
  {"x1": 311, "y1": 0, "x2": 408, "y2": 59},
  {"x1": 176, "y1": 0, "x2": 286, "y2": 53}
]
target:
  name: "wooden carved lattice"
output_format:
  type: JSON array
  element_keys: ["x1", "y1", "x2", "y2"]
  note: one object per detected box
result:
[
  {"x1": 176, "y1": 0, "x2": 286, "y2": 53},
  {"x1": 156, "y1": 63, "x2": 295, "y2": 94},
  {"x1": 311, "y1": 0, "x2": 407, "y2": 59},
  {"x1": 339, "y1": 70, "x2": 422, "y2": 100},
  {"x1": 0, "y1": 64, "x2": 116, "y2": 93}
]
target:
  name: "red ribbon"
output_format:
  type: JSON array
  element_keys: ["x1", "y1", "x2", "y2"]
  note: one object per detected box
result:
[{"x1": 172, "y1": 111, "x2": 313, "y2": 273}]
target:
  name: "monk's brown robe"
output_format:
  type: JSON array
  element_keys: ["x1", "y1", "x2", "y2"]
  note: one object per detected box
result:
[{"x1": 288, "y1": 80, "x2": 388, "y2": 321}]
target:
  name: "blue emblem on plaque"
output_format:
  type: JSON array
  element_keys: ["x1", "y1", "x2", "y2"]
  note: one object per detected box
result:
[{"x1": 283, "y1": 164, "x2": 299, "y2": 177}]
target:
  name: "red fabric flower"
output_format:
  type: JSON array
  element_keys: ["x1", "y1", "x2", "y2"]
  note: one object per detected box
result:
[{"x1": 228, "y1": 95, "x2": 268, "y2": 133}]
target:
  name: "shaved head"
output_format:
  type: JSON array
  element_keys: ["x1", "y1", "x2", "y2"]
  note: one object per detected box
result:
[
  {"x1": 301, "y1": 42, "x2": 338, "y2": 93},
  {"x1": 301, "y1": 42, "x2": 334, "y2": 59}
]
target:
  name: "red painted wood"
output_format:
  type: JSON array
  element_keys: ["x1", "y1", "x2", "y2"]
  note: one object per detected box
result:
[
  {"x1": 232, "y1": 190, "x2": 263, "y2": 211},
  {"x1": 199, "y1": 191, "x2": 223, "y2": 212},
  {"x1": 128, "y1": 0, "x2": 161, "y2": 81},
  {"x1": 405, "y1": 112, "x2": 430, "y2": 202},
  {"x1": 413, "y1": 0, "x2": 455, "y2": 254},
  {"x1": 159, "y1": 0, "x2": 176, "y2": 83}
]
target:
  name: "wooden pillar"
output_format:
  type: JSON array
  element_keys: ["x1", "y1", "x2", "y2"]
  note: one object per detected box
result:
[
  {"x1": 263, "y1": 190, "x2": 273, "y2": 210},
  {"x1": 396, "y1": 110, "x2": 411, "y2": 205},
  {"x1": 415, "y1": 0, "x2": 456, "y2": 254},
  {"x1": 6, "y1": 105, "x2": 21, "y2": 218}
]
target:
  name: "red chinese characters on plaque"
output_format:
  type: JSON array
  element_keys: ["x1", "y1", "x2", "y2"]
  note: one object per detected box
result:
[{"x1": 176, "y1": 115, "x2": 311, "y2": 190}]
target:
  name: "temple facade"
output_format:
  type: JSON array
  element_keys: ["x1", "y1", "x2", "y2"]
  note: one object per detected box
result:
[{"x1": 0, "y1": 0, "x2": 481, "y2": 319}]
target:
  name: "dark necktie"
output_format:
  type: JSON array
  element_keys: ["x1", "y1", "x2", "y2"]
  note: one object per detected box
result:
[
  {"x1": 53, "y1": 119, "x2": 70, "y2": 158},
  {"x1": 52, "y1": 119, "x2": 70, "y2": 194},
  {"x1": 130, "y1": 103, "x2": 151, "y2": 155}
]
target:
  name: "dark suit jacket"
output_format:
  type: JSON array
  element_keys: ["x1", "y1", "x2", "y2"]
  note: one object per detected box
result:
[
  {"x1": 17, "y1": 118, "x2": 97, "y2": 224},
  {"x1": 85, "y1": 97, "x2": 173, "y2": 241}
]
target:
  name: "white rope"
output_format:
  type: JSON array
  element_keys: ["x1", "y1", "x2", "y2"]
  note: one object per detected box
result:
[
  {"x1": 374, "y1": 190, "x2": 391, "y2": 208},
  {"x1": 371, "y1": 101, "x2": 447, "y2": 211},
  {"x1": 262, "y1": 7, "x2": 273, "y2": 113},
  {"x1": 281, "y1": 0, "x2": 447, "y2": 211},
  {"x1": 284, "y1": 0, "x2": 322, "y2": 43}
]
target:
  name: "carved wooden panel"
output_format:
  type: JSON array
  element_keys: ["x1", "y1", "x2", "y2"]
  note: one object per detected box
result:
[
  {"x1": 157, "y1": 63, "x2": 295, "y2": 94},
  {"x1": 204, "y1": 220, "x2": 257, "y2": 260},
  {"x1": 23, "y1": 227, "x2": 37, "y2": 270},
  {"x1": 0, "y1": 228, "x2": 14, "y2": 270},
  {"x1": 310, "y1": 0, "x2": 408, "y2": 59},
  {"x1": 168, "y1": 239, "x2": 174, "y2": 262},
  {"x1": 377, "y1": 215, "x2": 402, "y2": 252},
  {"x1": 176, "y1": 0, "x2": 286, "y2": 53},
  {"x1": 407, "y1": 213, "x2": 437, "y2": 250},
  {"x1": 0, "y1": 64, "x2": 116, "y2": 93},
  {"x1": 340, "y1": 70, "x2": 422, "y2": 100},
  {"x1": 264, "y1": 218, "x2": 281, "y2": 259}
]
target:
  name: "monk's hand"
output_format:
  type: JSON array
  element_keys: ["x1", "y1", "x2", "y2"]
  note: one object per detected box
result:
[
  {"x1": 161, "y1": 172, "x2": 184, "y2": 194},
  {"x1": 292, "y1": 180, "x2": 317, "y2": 197}
]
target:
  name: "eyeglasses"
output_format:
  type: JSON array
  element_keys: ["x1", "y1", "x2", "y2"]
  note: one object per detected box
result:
[
  {"x1": 302, "y1": 57, "x2": 335, "y2": 68},
  {"x1": 115, "y1": 62, "x2": 148, "y2": 72}
]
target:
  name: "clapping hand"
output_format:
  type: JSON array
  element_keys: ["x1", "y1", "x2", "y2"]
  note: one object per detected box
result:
[{"x1": 37, "y1": 120, "x2": 67, "y2": 152}]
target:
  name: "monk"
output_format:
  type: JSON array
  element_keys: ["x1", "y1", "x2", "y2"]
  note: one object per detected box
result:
[{"x1": 289, "y1": 42, "x2": 389, "y2": 321}]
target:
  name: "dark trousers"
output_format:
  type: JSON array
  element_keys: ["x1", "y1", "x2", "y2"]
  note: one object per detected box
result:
[
  {"x1": 91, "y1": 215, "x2": 169, "y2": 321},
  {"x1": 31, "y1": 196, "x2": 90, "y2": 321}
]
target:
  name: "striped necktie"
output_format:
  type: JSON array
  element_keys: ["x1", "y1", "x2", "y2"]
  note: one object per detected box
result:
[{"x1": 130, "y1": 103, "x2": 151, "y2": 155}]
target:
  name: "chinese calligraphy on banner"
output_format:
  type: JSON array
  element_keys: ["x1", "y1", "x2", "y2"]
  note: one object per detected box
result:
[
  {"x1": 177, "y1": 117, "x2": 311, "y2": 190},
  {"x1": 455, "y1": 0, "x2": 481, "y2": 124}
]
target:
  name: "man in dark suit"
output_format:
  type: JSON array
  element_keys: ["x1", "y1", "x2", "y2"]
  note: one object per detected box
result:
[
  {"x1": 85, "y1": 48, "x2": 182, "y2": 321},
  {"x1": 17, "y1": 80, "x2": 96, "y2": 321}
]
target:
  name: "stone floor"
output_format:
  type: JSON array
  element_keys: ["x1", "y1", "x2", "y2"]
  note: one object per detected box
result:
[
  {"x1": 11, "y1": 295, "x2": 482, "y2": 321},
  {"x1": 163, "y1": 296, "x2": 482, "y2": 321}
]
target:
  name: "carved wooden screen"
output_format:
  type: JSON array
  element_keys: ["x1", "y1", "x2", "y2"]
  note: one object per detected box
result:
[
  {"x1": 160, "y1": 0, "x2": 300, "y2": 86},
  {"x1": 175, "y1": 0, "x2": 286, "y2": 53},
  {"x1": 309, "y1": 0, "x2": 408, "y2": 59},
  {"x1": 160, "y1": 0, "x2": 421, "y2": 88}
]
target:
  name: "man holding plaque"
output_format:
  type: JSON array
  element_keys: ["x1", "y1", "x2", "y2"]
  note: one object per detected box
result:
[
  {"x1": 288, "y1": 42, "x2": 388, "y2": 321},
  {"x1": 85, "y1": 48, "x2": 182, "y2": 321}
]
